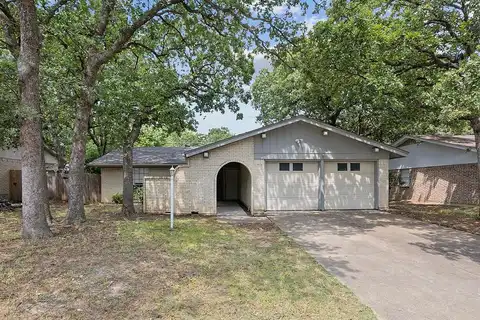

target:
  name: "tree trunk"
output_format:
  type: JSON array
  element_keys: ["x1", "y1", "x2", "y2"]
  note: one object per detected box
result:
[
  {"x1": 17, "y1": 0, "x2": 52, "y2": 239},
  {"x1": 470, "y1": 117, "x2": 480, "y2": 217},
  {"x1": 42, "y1": 147, "x2": 53, "y2": 225},
  {"x1": 122, "y1": 143, "x2": 135, "y2": 216},
  {"x1": 66, "y1": 54, "x2": 102, "y2": 225},
  {"x1": 65, "y1": 100, "x2": 90, "y2": 224},
  {"x1": 122, "y1": 121, "x2": 143, "y2": 216}
]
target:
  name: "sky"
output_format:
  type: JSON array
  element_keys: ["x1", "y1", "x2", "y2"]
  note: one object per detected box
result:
[{"x1": 195, "y1": 4, "x2": 327, "y2": 134}]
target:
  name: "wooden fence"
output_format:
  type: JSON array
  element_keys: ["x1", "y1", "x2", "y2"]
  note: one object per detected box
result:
[{"x1": 9, "y1": 170, "x2": 101, "y2": 203}]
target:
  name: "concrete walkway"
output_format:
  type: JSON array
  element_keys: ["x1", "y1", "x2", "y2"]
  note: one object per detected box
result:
[
  {"x1": 216, "y1": 201, "x2": 269, "y2": 223},
  {"x1": 269, "y1": 211, "x2": 480, "y2": 320}
]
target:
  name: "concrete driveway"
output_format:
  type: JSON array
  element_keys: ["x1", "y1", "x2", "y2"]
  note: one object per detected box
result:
[{"x1": 268, "y1": 211, "x2": 480, "y2": 320}]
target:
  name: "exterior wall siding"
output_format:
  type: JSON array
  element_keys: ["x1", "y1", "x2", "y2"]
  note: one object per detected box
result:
[
  {"x1": 101, "y1": 168, "x2": 123, "y2": 202},
  {"x1": 0, "y1": 158, "x2": 22, "y2": 199},
  {"x1": 101, "y1": 167, "x2": 170, "y2": 202},
  {"x1": 390, "y1": 142, "x2": 476, "y2": 169},
  {"x1": 389, "y1": 164, "x2": 478, "y2": 205},
  {"x1": 254, "y1": 121, "x2": 390, "y2": 160},
  {"x1": 0, "y1": 152, "x2": 58, "y2": 200}
]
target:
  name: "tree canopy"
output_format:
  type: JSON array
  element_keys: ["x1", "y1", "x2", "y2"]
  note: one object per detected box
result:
[{"x1": 253, "y1": 0, "x2": 478, "y2": 142}]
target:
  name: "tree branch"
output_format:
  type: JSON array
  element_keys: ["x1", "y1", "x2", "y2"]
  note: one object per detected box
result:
[{"x1": 43, "y1": 0, "x2": 71, "y2": 25}]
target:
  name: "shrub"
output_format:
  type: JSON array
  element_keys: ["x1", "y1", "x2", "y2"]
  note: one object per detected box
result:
[
  {"x1": 112, "y1": 193, "x2": 123, "y2": 204},
  {"x1": 133, "y1": 186, "x2": 143, "y2": 203}
]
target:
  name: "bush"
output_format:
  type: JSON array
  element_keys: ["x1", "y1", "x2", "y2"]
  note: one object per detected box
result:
[
  {"x1": 133, "y1": 186, "x2": 143, "y2": 203},
  {"x1": 112, "y1": 193, "x2": 123, "y2": 204}
]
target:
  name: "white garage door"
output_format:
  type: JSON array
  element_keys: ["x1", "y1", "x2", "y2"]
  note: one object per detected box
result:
[
  {"x1": 266, "y1": 161, "x2": 319, "y2": 210},
  {"x1": 324, "y1": 161, "x2": 375, "y2": 210}
]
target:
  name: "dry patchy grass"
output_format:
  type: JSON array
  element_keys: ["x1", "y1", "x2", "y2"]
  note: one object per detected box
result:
[
  {"x1": 0, "y1": 204, "x2": 375, "y2": 319},
  {"x1": 389, "y1": 202, "x2": 480, "y2": 235}
]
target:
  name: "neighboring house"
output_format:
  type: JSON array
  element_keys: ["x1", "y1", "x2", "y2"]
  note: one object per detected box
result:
[
  {"x1": 0, "y1": 147, "x2": 59, "y2": 200},
  {"x1": 390, "y1": 135, "x2": 478, "y2": 205},
  {"x1": 90, "y1": 116, "x2": 406, "y2": 213}
]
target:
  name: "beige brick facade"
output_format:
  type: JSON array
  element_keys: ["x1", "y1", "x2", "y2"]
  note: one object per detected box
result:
[
  {"x1": 160, "y1": 137, "x2": 264, "y2": 214},
  {"x1": 144, "y1": 138, "x2": 389, "y2": 214},
  {"x1": 143, "y1": 137, "x2": 390, "y2": 214},
  {"x1": 389, "y1": 164, "x2": 478, "y2": 205},
  {"x1": 144, "y1": 177, "x2": 171, "y2": 213}
]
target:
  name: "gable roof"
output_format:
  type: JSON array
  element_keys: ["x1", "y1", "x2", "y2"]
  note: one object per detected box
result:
[
  {"x1": 185, "y1": 116, "x2": 408, "y2": 158},
  {"x1": 393, "y1": 135, "x2": 475, "y2": 151},
  {"x1": 88, "y1": 147, "x2": 189, "y2": 167}
]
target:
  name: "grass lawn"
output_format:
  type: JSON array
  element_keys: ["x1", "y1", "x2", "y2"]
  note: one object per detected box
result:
[
  {"x1": 389, "y1": 202, "x2": 480, "y2": 235},
  {"x1": 0, "y1": 204, "x2": 375, "y2": 319}
]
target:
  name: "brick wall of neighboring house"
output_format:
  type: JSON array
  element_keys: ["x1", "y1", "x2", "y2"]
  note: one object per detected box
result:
[{"x1": 389, "y1": 163, "x2": 478, "y2": 205}]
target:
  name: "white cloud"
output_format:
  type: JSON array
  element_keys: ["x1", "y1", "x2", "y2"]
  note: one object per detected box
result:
[
  {"x1": 252, "y1": 53, "x2": 272, "y2": 77},
  {"x1": 306, "y1": 15, "x2": 327, "y2": 32},
  {"x1": 290, "y1": 6, "x2": 302, "y2": 16},
  {"x1": 272, "y1": 5, "x2": 302, "y2": 16},
  {"x1": 273, "y1": 5, "x2": 288, "y2": 15}
]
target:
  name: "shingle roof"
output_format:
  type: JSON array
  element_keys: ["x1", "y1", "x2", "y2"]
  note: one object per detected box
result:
[
  {"x1": 415, "y1": 135, "x2": 475, "y2": 148},
  {"x1": 88, "y1": 147, "x2": 189, "y2": 167},
  {"x1": 394, "y1": 135, "x2": 475, "y2": 150}
]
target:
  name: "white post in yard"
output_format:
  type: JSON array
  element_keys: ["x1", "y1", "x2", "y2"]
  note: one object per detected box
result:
[{"x1": 169, "y1": 166, "x2": 175, "y2": 230}]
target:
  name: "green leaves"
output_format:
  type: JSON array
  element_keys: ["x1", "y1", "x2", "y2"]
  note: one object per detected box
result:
[
  {"x1": 253, "y1": 0, "x2": 479, "y2": 142},
  {"x1": 136, "y1": 126, "x2": 234, "y2": 147}
]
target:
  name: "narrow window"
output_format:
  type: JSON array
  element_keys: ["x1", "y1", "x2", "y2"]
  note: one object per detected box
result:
[
  {"x1": 292, "y1": 163, "x2": 303, "y2": 171},
  {"x1": 400, "y1": 169, "x2": 411, "y2": 187},
  {"x1": 337, "y1": 163, "x2": 348, "y2": 171},
  {"x1": 279, "y1": 163, "x2": 290, "y2": 171},
  {"x1": 133, "y1": 168, "x2": 150, "y2": 186},
  {"x1": 350, "y1": 163, "x2": 361, "y2": 171}
]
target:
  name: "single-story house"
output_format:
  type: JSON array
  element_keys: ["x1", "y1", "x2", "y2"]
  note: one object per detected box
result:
[
  {"x1": 0, "y1": 147, "x2": 59, "y2": 201},
  {"x1": 89, "y1": 147, "x2": 188, "y2": 203},
  {"x1": 389, "y1": 135, "x2": 478, "y2": 205},
  {"x1": 89, "y1": 116, "x2": 407, "y2": 213}
]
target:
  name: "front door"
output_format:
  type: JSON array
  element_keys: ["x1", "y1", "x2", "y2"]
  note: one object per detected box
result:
[{"x1": 223, "y1": 168, "x2": 239, "y2": 200}]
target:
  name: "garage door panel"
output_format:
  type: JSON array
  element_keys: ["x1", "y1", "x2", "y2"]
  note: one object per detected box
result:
[
  {"x1": 324, "y1": 184, "x2": 374, "y2": 196},
  {"x1": 267, "y1": 198, "x2": 319, "y2": 211},
  {"x1": 268, "y1": 173, "x2": 318, "y2": 184},
  {"x1": 324, "y1": 161, "x2": 375, "y2": 210},
  {"x1": 266, "y1": 161, "x2": 319, "y2": 211},
  {"x1": 267, "y1": 184, "x2": 318, "y2": 198},
  {"x1": 324, "y1": 196, "x2": 375, "y2": 210}
]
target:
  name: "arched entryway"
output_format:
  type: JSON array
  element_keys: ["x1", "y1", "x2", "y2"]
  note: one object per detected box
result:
[{"x1": 216, "y1": 162, "x2": 252, "y2": 214}]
